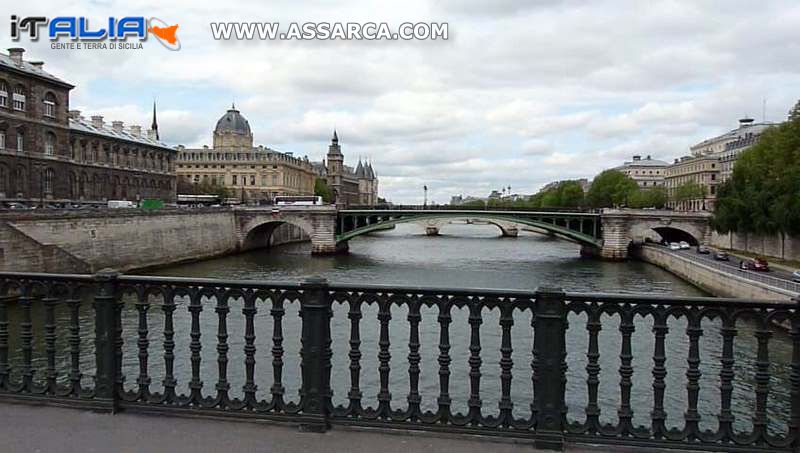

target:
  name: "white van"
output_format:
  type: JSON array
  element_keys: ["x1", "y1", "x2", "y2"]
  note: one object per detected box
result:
[{"x1": 107, "y1": 200, "x2": 135, "y2": 209}]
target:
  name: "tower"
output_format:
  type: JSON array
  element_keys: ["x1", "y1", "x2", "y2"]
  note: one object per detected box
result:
[
  {"x1": 150, "y1": 101, "x2": 159, "y2": 141},
  {"x1": 326, "y1": 130, "x2": 344, "y2": 204}
]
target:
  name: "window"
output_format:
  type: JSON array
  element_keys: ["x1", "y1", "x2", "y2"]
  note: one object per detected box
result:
[
  {"x1": 43, "y1": 93, "x2": 56, "y2": 118},
  {"x1": 44, "y1": 132, "x2": 55, "y2": 155},
  {"x1": 12, "y1": 86, "x2": 25, "y2": 111},
  {"x1": 43, "y1": 168, "x2": 54, "y2": 194},
  {"x1": 232, "y1": 175, "x2": 237, "y2": 185},
  {"x1": 16, "y1": 131, "x2": 23, "y2": 151},
  {"x1": 0, "y1": 130, "x2": 4, "y2": 149},
  {"x1": 0, "y1": 81, "x2": 7, "y2": 108},
  {"x1": 250, "y1": 175, "x2": 255, "y2": 185}
]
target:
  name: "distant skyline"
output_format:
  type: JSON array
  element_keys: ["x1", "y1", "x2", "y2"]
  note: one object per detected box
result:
[{"x1": 5, "y1": 0, "x2": 800, "y2": 203}]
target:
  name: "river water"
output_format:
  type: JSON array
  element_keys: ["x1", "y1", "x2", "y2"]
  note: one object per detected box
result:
[{"x1": 6, "y1": 223, "x2": 793, "y2": 434}]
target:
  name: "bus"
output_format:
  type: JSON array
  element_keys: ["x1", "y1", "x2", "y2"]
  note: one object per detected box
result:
[
  {"x1": 274, "y1": 196, "x2": 324, "y2": 206},
  {"x1": 177, "y1": 194, "x2": 222, "y2": 207}
]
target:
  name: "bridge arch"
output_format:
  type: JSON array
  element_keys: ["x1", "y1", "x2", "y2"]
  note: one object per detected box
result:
[
  {"x1": 337, "y1": 212, "x2": 602, "y2": 248},
  {"x1": 240, "y1": 218, "x2": 314, "y2": 251},
  {"x1": 627, "y1": 221, "x2": 707, "y2": 247},
  {"x1": 419, "y1": 218, "x2": 521, "y2": 237}
]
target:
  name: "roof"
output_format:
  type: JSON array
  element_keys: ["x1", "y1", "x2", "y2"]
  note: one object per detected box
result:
[
  {"x1": 214, "y1": 106, "x2": 251, "y2": 136},
  {"x1": 0, "y1": 52, "x2": 74, "y2": 88},
  {"x1": 69, "y1": 117, "x2": 172, "y2": 150},
  {"x1": 620, "y1": 157, "x2": 669, "y2": 167}
]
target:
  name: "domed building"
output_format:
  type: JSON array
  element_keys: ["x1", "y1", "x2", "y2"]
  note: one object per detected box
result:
[{"x1": 175, "y1": 105, "x2": 316, "y2": 202}]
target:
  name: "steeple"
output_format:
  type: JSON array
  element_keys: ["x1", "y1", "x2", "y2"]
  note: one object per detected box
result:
[
  {"x1": 332, "y1": 129, "x2": 338, "y2": 143},
  {"x1": 151, "y1": 101, "x2": 159, "y2": 141}
]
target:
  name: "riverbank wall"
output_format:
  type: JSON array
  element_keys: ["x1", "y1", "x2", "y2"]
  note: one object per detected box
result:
[
  {"x1": 710, "y1": 231, "x2": 800, "y2": 262},
  {"x1": 632, "y1": 245, "x2": 798, "y2": 301},
  {"x1": 0, "y1": 209, "x2": 310, "y2": 274}
]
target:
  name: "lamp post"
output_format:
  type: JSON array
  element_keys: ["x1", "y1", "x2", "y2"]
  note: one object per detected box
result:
[{"x1": 423, "y1": 185, "x2": 428, "y2": 209}]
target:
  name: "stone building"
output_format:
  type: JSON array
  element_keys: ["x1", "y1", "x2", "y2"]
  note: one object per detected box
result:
[
  {"x1": 690, "y1": 118, "x2": 774, "y2": 183},
  {"x1": 0, "y1": 48, "x2": 176, "y2": 204},
  {"x1": 175, "y1": 106, "x2": 316, "y2": 201},
  {"x1": 614, "y1": 155, "x2": 668, "y2": 189},
  {"x1": 318, "y1": 130, "x2": 378, "y2": 207},
  {"x1": 664, "y1": 154, "x2": 721, "y2": 212}
]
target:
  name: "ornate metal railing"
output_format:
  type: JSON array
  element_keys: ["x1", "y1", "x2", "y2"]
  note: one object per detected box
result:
[{"x1": 0, "y1": 271, "x2": 797, "y2": 452}]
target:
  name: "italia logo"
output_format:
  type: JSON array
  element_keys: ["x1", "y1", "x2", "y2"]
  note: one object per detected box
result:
[{"x1": 10, "y1": 15, "x2": 181, "y2": 51}]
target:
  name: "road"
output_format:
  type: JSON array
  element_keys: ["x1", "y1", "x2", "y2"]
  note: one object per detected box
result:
[{"x1": 646, "y1": 244, "x2": 800, "y2": 293}]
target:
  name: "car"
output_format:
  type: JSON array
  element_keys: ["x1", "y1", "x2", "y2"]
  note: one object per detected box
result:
[
  {"x1": 713, "y1": 251, "x2": 729, "y2": 261},
  {"x1": 669, "y1": 242, "x2": 681, "y2": 251},
  {"x1": 679, "y1": 241, "x2": 690, "y2": 250},
  {"x1": 7, "y1": 202, "x2": 30, "y2": 210},
  {"x1": 753, "y1": 257, "x2": 769, "y2": 272},
  {"x1": 739, "y1": 260, "x2": 754, "y2": 270},
  {"x1": 793, "y1": 270, "x2": 800, "y2": 283},
  {"x1": 696, "y1": 245, "x2": 710, "y2": 254}
]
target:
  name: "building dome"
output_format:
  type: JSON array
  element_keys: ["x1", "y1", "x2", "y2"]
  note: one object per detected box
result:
[{"x1": 214, "y1": 104, "x2": 251, "y2": 136}]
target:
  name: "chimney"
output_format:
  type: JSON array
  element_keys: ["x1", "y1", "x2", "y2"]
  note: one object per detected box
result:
[
  {"x1": 633, "y1": 155, "x2": 641, "y2": 161},
  {"x1": 111, "y1": 120, "x2": 124, "y2": 133},
  {"x1": 147, "y1": 129, "x2": 155, "y2": 139},
  {"x1": 130, "y1": 125, "x2": 141, "y2": 136},
  {"x1": 91, "y1": 115, "x2": 104, "y2": 128},
  {"x1": 29, "y1": 61, "x2": 44, "y2": 69},
  {"x1": 7, "y1": 48, "x2": 24, "y2": 65},
  {"x1": 646, "y1": 155, "x2": 651, "y2": 160},
  {"x1": 68, "y1": 110, "x2": 81, "y2": 120}
]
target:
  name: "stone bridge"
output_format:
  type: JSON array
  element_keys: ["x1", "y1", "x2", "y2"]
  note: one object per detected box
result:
[{"x1": 0, "y1": 206, "x2": 713, "y2": 273}]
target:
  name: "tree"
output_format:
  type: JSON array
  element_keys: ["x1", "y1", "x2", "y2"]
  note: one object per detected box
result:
[
  {"x1": 314, "y1": 178, "x2": 334, "y2": 203},
  {"x1": 672, "y1": 181, "x2": 706, "y2": 204},
  {"x1": 628, "y1": 186, "x2": 667, "y2": 209},
  {"x1": 713, "y1": 110, "x2": 800, "y2": 237},
  {"x1": 789, "y1": 99, "x2": 800, "y2": 123},
  {"x1": 586, "y1": 170, "x2": 638, "y2": 208}
]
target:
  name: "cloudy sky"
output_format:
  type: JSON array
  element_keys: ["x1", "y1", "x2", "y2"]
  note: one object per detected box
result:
[{"x1": 6, "y1": 0, "x2": 800, "y2": 203}]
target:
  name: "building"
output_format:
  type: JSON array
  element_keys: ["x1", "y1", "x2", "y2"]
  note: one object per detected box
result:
[
  {"x1": 664, "y1": 154, "x2": 721, "y2": 212},
  {"x1": 615, "y1": 155, "x2": 668, "y2": 189},
  {"x1": 319, "y1": 130, "x2": 378, "y2": 207},
  {"x1": 0, "y1": 48, "x2": 176, "y2": 204},
  {"x1": 175, "y1": 106, "x2": 316, "y2": 202},
  {"x1": 690, "y1": 118, "x2": 774, "y2": 182}
]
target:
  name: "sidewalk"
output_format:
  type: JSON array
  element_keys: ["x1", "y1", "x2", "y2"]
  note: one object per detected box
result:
[{"x1": 0, "y1": 402, "x2": 637, "y2": 453}]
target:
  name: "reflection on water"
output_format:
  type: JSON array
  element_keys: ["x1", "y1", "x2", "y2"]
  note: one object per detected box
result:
[{"x1": 6, "y1": 223, "x2": 793, "y2": 435}]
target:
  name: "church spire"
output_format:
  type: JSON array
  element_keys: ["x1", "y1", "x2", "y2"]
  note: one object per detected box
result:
[
  {"x1": 151, "y1": 100, "x2": 159, "y2": 141},
  {"x1": 332, "y1": 129, "x2": 338, "y2": 143}
]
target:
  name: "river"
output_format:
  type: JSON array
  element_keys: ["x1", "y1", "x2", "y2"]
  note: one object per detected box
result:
[{"x1": 5, "y1": 223, "x2": 793, "y2": 434}]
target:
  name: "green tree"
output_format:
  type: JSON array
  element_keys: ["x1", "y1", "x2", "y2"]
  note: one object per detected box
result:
[
  {"x1": 789, "y1": 99, "x2": 800, "y2": 123},
  {"x1": 314, "y1": 178, "x2": 334, "y2": 203},
  {"x1": 713, "y1": 112, "x2": 800, "y2": 237},
  {"x1": 628, "y1": 186, "x2": 667, "y2": 209},
  {"x1": 672, "y1": 181, "x2": 706, "y2": 204},
  {"x1": 586, "y1": 170, "x2": 638, "y2": 208}
]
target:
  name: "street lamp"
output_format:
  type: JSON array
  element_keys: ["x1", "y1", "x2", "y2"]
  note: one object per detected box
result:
[{"x1": 423, "y1": 185, "x2": 428, "y2": 208}]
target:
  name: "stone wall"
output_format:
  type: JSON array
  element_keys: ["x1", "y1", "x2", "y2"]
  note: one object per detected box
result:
[
  {"x1": 710, "y1": 231, "x2": 800, "y2": 262},
  {"x1": 0, "y1": 222, "x2": 90, "y2": 273},
  {"x1": 1, "y1": 209, "x2": 238, "y2": 273},
  {"x1": 632, "y1": 245, "x2": 797, "y2": 301}
]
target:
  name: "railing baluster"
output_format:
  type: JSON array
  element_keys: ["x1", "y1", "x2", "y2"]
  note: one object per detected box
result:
[
  {"x1": 270, "y1": 294, "x2": 285, "y2": 410},
  {"x1": 790, "y1": 308, "x2": 800, "y2": 450},
  {"x1": 43, "y1": 289, "x2": 58, "y2": 395},
  {"x1": 299, "y1": 277, "x2": 332, "y2": 431},
  {"x1": 0, "y1": 295, "x2": 11, "y2": 391},
  {"x1": 718, "y1": 310, "x2": 736, "y2": 443},
  {"x1": 136, "y1": 290, "x2": 151, "y2": 400},
  {"x1": 376, "y1": 296, "x2": 392, "y2": 418},
  {"x1": 215, "y1": 291, "x2": 230, "y2": 407},
  {"x1": 187, "y1": 291, "x2": 203, "y2": 405},
  {"x1": 618, "y1": 307, "x2": 635, "y2": 435},
  {"x1": 19, "y1": 288, "x2": 34, "y2": 393},
  {"x1": 467, "y1": 299, "x2": 482, "y2": 425},
  {"x1": 651, "y1": 310, "x2": 668, "y2": 439},
  {"x1": 93, "y1": 270, "x2": 120, "y2": 411},
  {"x1": 753, "y1": 320, "x2": 772, "y2": 442},
  {"x1": 67, "y1": 294, "x2": 81, "y2": 396},
  {"x1": 498, "y1": 299, "x2": 514, "y2": 427},
  {"x1": 437, "y1": 298, "x2": 452, "y2": 422},
  {"x1": 162, "y1": 290, "x2": 177, "y2": 403},
  {"x1": 348, "y1": 297, "x2": 364, "y2": 416},
  {"x1": 586, "y1": 305, "x2": 602, "y2": 433},
  {"x1": 684, "y1": 310, "x2": 703, "y2": 440},
  {"x1": 242, "y1": 293, "x2": 257, "y2": 408}
]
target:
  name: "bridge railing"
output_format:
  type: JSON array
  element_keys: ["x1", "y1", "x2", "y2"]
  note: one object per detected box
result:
[
  {"x1": 347, "y1": 204, "x2": 599, "y2": 213},
  {"x1": 0, "y1": 271, "x2": 797, "y2": 451}
]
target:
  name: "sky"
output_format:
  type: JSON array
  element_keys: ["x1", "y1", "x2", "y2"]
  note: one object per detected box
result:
[{"x1": 5, "y1": 0, "x2": 800, "y2": 204}]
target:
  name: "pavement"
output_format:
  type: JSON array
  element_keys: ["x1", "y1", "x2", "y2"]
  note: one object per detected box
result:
[{"x1": 0, "y1": 402, "x2": 694, "y2": 453}]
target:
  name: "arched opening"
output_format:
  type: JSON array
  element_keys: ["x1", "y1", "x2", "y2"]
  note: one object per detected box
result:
[
  {"x1": 242, "y1": 220, "x2": 312, "y2": 251},
  {"x1": 651, "y1": 226, "x2": 700, "y2": 246}
]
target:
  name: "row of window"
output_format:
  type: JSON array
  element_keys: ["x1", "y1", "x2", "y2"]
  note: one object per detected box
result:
[
  {"x1": 0, "y1": 165, "x2": 172, "y2": 199},
  {"x1": 178, "y1": 151, "x2": 308, "y2": 165},
  {"x1": 0, "y1": 81, "x2": 58, "y2": 118}
]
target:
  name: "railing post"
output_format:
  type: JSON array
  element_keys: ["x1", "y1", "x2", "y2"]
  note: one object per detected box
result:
[
  {"x1": 93, "y1": 268, "x2": 120, "y2": 412},
  {"x1": 299, "y1": 277, "x2": 332, "y2": 432},
  {"x1": 533, "y1": 287, "x2": 567, "y2": 450}
]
